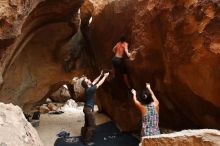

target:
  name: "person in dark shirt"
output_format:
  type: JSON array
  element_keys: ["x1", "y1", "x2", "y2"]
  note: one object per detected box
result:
[{"x1": 81, "y1": 71, "x2": 109, "y2": 145}]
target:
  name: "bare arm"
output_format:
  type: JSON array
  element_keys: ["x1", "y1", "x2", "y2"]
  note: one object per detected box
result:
[
  {"x1": 131, "y1": 89, "x2": 146, "y2": 116},
  {"x1": 112, "y1": 44, "x2": 117, "y2": 53},
  {"x1": 146, "y1": 83, "x2": 159, "y2": 105},
  {"x1": 124, "y1": 43, "x2": 138, "y2": 60},
  {"x1": 92, "y1": 70, "x2": 103, "y2": 85},
  {"x1": 96, "y1": 72, "x2": 109, "y2": 88},
  {"x1": 131, "y1": 89, "x2": 142, "y2": 107},
  {"x1": 124, "y1": 43, "x2": 131, "y2": 57},
  {"x1": 146, "y1": 83, "x2": 159, "y2": 111}
]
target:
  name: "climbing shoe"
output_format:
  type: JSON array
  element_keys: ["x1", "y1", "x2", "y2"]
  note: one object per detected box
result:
[{"x1": 85, "y1": 142, "x2": 95, "y2": 146}]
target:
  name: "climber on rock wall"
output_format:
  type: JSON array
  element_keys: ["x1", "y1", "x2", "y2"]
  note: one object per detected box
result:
[{"x1": 112, "y1": 34, "x2": 137, "y2": 89}]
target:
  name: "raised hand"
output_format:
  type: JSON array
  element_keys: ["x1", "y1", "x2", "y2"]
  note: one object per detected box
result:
[
  {"x1": 146, "y1": 83, "x2": 150, "y2": 89},
  {"x1": 104, "y1": 72, "x2": 110, "y2": 77},
  {"x1": 129, "y1": 50, "x2": 137, "y2": 61},
  {"x1": 100, "y1": 70, "x2": 103, "y2": 75},
  {"x1": 131, "y1": 89, "x2": 136, "y2": 95}
]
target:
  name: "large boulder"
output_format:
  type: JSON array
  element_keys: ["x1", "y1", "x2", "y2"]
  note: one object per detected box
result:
[
  {"x1": 0, "y1": 103, "x2": 43, "y2": 146},
  {"x1": 0, "y1": 0, "x2": 87, "y2": 112},
  {"x1": 87, "y1": 0, "x2": 220, "y2": 130},
  {"x1": 141, "y1": 129, "x2": 220, "y2": 146}
]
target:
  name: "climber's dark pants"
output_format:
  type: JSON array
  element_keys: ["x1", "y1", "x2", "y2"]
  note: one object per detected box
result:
[
  {"x1": 81, "y1": 106, "x2": 95, "y2": 144},
  {"x1": 112, "y1": 56, "x2": 127, "y2": 75}
]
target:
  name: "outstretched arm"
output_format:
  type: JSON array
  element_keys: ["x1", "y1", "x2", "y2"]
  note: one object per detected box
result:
[
  {"x1": 146, "y1": 83, "x2": 159, "y2": 106},
  {"x1": 124, "y1": 43, "x2": 138, "y2": 60},
  {"x1": 92, "y1": 70, "x2": 103, "y2": 85},
  {"x1": 124, "y1": 43, "x2": 131, "y2": 58},
  {"x1": 112, "y1": 44, "x2": 117, "y2": 53},
  {"x1": 96, "y1": 72, "x2": 109, "y2": 88},
  {"x1": 131, "y1": 89, "x2": 146, "y2": 116},
  {"x1": 131, "y1": 89, "x2": 142, "y2": 108}
]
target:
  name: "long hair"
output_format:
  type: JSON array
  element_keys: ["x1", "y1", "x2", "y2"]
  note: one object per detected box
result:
[{"x1": 141, "y1": 88, "x2": 153, "y2": 105}]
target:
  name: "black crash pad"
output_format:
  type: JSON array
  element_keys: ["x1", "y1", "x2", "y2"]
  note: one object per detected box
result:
[{"x1": 54, "y1": 121, "x2": 139, "y2": 146}]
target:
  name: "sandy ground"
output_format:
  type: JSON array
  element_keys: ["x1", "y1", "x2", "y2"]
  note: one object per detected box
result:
[{"x1": 36, "y1": 104, "x2": 110, "y2": 146}]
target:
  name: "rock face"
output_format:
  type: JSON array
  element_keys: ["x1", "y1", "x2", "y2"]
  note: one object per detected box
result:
[
  {"x1": 87, "y1": 0, "x2": 220, "y2": 130},
  {"x1": 1, "y1": 0, "x2": 220, "y2": 133},
  {"x1": 0, "y1": 103, "x2": 43, "y2": 146},
  {"x1": 0, "y1": 0, "x2": 87, "y2": 112},
  {"x1": 141, "y1": 129, "x2": 220, "y2": 146}
]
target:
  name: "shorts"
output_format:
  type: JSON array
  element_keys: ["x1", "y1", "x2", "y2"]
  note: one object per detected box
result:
[{"x1": 112, "y1": 56, "x2": 127, "y2": 74}]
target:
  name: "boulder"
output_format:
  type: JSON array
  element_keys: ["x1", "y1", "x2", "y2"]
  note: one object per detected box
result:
[
  {"x1": 0, "y1": 102, "x2": 43, "y2": 146},
  {"x1": 87, "y1": 0, "x2": 220, "y2": 130},
  {"x1": 50, "y1": 86, "x2": 71, "y2": 103},
  {"x1": 141, "y1": 129, "x2": 220, "y2": 146},
  {"x1": 39, "y1": 104, "x2": 50, "y2": 114},
  {"x1": 48, "y1": 103, "x2": 58, "y2": 111},
  {"x1": 0, "y1": 0, "x2": 85, "y2": 112}
]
